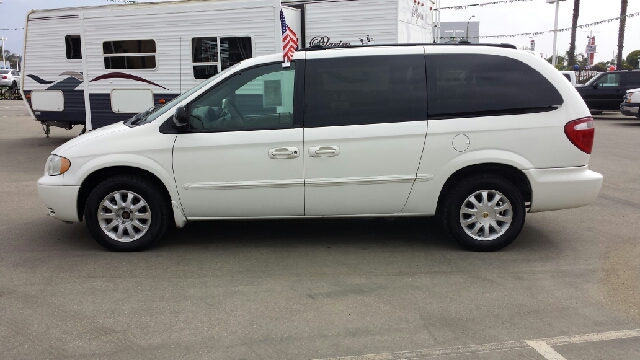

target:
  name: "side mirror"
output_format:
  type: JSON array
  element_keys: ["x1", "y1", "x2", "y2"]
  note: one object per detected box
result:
[
  {"x1": 173, "y1": 105, "x2": 189, "y2": 130},
  {"x1": 592, "y1": 83, "x2": 599, "y2": 89}
]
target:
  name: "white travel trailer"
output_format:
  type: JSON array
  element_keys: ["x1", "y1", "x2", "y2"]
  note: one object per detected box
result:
[{"x1": 21, "y1": 0, "x2": 433, "y2": 133}]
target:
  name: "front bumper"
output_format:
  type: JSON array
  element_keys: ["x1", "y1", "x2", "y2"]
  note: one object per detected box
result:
[
  {"x1": 37, "y1": 179, "x2": 81, "y2": 223},
  {"x1": 620, "y1": 103, "x2": 639, "y2": 117},
  {"x1": 523, "y1": 167, "x2": 603, "y2": 213}
]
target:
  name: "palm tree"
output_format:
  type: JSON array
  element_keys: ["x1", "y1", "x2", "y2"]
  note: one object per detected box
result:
[
  {"x1": 567, "y1": 0, "x2": 580, "y2": 68},
  {"x1": 616, "y1": 0, "x2": 628, "y2": 69}
]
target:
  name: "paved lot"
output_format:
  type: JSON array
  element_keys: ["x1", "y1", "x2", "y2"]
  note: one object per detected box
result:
[{"x1": 0, "y1": 100, "x2": 639, "y2": 359}]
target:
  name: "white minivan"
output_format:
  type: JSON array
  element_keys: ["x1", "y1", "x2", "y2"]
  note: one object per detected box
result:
[{"x1": 37, "y1": 43, "x2": 603, "y2": 251}]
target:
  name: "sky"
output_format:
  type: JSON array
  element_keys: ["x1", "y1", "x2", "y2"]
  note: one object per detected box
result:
[{"x1": 1, "y1": 0, "x2": 640, "y2": 65}]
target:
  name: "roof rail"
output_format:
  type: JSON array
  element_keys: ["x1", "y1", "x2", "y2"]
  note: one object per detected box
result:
[{"x1": 299, "y1": 42, "x2": 518, "y2": 52}]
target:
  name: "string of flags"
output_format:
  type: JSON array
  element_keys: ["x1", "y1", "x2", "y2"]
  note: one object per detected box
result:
[
  {"x1": 439, "y1": 0, "x2": 534, "y2": 11},
  {"x1": 440, "y1": 11, "x2": 640, "y2": 39}
]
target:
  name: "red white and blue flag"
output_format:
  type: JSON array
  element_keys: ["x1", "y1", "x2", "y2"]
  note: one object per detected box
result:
[{"x1": 280, "y1": 9, "x2": 298, "y2": 64}]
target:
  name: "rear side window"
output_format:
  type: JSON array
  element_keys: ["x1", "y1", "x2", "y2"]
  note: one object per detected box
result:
[
  {"x1": 426, "y1": 54, "x2": 563, "y2": 119},
  {"x1": 65, "y1": 35, "x2": 82, "y2": 60},
  {"x1": 304, "y1": 55, "x2": 428, "y2": 127},
  {"x1": 626, "y1": 72, "x2": 640, "y2": 87}
]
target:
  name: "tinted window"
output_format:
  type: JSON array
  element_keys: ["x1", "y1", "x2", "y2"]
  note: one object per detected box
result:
[
  {"x1": 192, "y1": 37, "x2": 219, "y2": 63},
  {"x1": 65, "y1": 35, "x2": 82, "y2": 59},
  {"x1": 0, "y1": 70, "x2": 9, "y2": 74},
  {"x1": 192, "y1": 37, "x2": 252, "y2": 79},
  {"x1": 103, "y1": 40, "x2": 156, "y2": 70},
  {"x1": 104, "y1": 56, "x2": 156, "y2": 70},
  {"x1": 426, "y1": 54, "x2": 563, "y2": 119},
  {"x1": 103, "y1": 40, "x2": 156, "y2": 54},
  {"x1": 304, "y1": 55, "x2": 427, "y2": 127},
  {"x1": 563, "y1": 74, "x2": 571, "y2": 82},
  {"x1": 188, "y1": 62, "x2": 296, "y2": 132},
  {"x1": 626, "y1": 72, "x2": 640, "y2": 87},
  {"x1": 220, "y1": 37, "x2": 252, "y2": 71}
]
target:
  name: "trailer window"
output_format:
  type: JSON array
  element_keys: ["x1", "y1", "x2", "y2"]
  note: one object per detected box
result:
[
  {"x1": 103, "y1": 39, "x2": 157, "y2": 70},
  {"x1": 65, "y1": 35, "x2": 82, "y2": 60},
  {"x1": 192, "y1": 37, "x2": 252, "y2": 80}
]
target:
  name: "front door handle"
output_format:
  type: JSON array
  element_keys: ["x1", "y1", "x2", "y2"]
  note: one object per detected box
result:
[
  {"x1": 268, "y1": 147, "x2": 299, "y2": 159},
  {"x1": 309, "y1": 146, "x2": 340, "y2": 157}
]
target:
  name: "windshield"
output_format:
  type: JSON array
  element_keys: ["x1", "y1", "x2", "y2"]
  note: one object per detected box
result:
[{"x1": 134, "y1": 62, "x2": 245, "y2": 125}]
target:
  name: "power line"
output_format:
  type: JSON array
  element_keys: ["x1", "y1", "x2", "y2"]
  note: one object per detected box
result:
[{"x1": 441, "y1": 11, "x2": 640, "y2": 39}]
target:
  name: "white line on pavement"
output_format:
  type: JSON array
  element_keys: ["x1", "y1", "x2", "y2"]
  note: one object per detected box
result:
[
  {"x1": 313, "y1": 328, "x2": 640, "y2": 360},
  {"x1": 526, "y1": 340, "x2": 567, "y2": 360}
]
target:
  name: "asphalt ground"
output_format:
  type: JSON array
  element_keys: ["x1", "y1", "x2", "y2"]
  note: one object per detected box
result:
[{"x1": 0, "y1": 100, "x2": 639, "y2": 359}]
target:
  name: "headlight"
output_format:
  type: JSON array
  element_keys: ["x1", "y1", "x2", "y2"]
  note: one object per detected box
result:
[{"x1": 46, "y1": 155, "x2": 71, "y2": 176}]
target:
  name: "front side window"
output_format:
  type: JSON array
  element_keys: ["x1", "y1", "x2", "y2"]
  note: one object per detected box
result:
[
  {"x1": 65, "y1": 35, "x2": 82, "y2": 60},
  {"x1": 426, "y1": 54, "x2": 564, "y2": 119},
  {"x1": 304, "y1": 55, "x2": 428, "y2": 127},
  {"x1": 103, "y1": 39, "x2": 157, "y2": 70},
  {"x1": 188, "y1": 62, "x2": 295, "y2": 132},
  {"x1": 596, "y1": 73, "x2": 620, "y2": 87},
  {"x1": 192, "y1": 37, "x2": 252, "y2": 80}
]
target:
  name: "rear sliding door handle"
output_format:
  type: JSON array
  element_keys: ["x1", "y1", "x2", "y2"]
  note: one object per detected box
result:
[
  {"x1": 268, "y1": 147, "x2": 299, "y2": 159},
  {"x1": 309, "y1": 146, "x2": 340, "y2": 157}
]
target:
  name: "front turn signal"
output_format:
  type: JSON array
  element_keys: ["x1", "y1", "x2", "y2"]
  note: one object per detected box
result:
[{"x1": 46, "y1": 155, "x2": 71, "y2": 176}]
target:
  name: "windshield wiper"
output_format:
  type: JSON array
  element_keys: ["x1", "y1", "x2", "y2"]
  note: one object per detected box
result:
[{"x1": 127, "y1": 103, "x2": 164, "y2": 126}]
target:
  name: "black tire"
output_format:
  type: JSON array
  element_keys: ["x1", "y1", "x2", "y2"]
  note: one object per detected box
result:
[
  {"x1": 84, "y1": 175, "x2": 171, "y2": 251},
  {"x1": 10, "y1": 81, "x2": 17, "y2": 90},
  {"x1": 442, "y1": 174, "x2": 525, "y2": 252}
]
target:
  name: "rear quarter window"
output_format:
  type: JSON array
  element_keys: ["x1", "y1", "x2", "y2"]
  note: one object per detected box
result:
[{"x1": 426, "y1": 54, "x2": 563, "y2": 119}]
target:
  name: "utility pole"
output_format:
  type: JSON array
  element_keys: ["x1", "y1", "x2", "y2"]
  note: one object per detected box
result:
[
  {"x1": 546, "y1": 0, "x2": 565, "y2": 67},
  {"x1": 0, "y1": 37, "x2": 6, "y2": 69},
  {"x1": 466, "y1": 15, "x2": 475, "y2": 41}
]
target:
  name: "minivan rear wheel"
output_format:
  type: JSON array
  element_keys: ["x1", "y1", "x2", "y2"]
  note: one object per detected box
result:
[
  {"x1": 84, "y1": 175, "x2": 170, "y2": 251},
  {"x1": 442, "y1": 174, "x2": 525, "y2": 251}
]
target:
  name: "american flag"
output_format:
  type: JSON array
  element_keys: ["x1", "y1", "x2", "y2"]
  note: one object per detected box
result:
[{"x1": 280, "y1": 9, "x2": 298, "y2": 63}]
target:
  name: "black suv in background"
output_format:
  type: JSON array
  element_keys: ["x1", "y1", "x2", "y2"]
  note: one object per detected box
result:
[{"x1": 576, "y1": 70, "x2": 640, "y2": 112}]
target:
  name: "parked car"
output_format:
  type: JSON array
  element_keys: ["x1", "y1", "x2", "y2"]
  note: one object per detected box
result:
[
  {"x1": 0, "y1": 69, "x2": 20, "y2": 89},
  {"x1": 576, "y1": 70, "x2": 640, "y2": 113},
  {"x1": 560, "y1": 71, "x2": 577, "y2": 86},
  {"x1": 36, "y1": 43, "x2": 603, "y2": 252},
  {"x1": 620, "y1": 88, "x2": 640, "y2": 117}
]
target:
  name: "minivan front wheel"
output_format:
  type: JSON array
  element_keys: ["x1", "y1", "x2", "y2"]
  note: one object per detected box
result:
[
  {"x1": 443, "y1": 175, "x2": 525, "y2": 251},
  {"x1": 84, "y1": 176, "x2": 170, "y2": 251}
]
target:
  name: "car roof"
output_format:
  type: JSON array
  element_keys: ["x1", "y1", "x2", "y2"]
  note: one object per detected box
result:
[{"x1": 299, "y1": 42, "x2": 517, "y2": 52}]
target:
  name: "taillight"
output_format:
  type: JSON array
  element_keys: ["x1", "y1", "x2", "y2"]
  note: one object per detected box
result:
[
  {"x1": 1, "y1": 75, "x2": 7, "y2": 79},
  {"x1": 564, "y1": 117, "x2": 595, "y2": 154}
]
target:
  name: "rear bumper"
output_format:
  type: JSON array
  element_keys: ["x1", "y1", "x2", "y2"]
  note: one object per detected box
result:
[
  {"x1": 620, "y1": 103, "x2": 639, "y2": 117},
  {"x1": 524, "y1": 167, "x2": 603, "y2": 213},
  {"x1": 37, "y1": 181, "x2": 81, "y2": 223}
]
